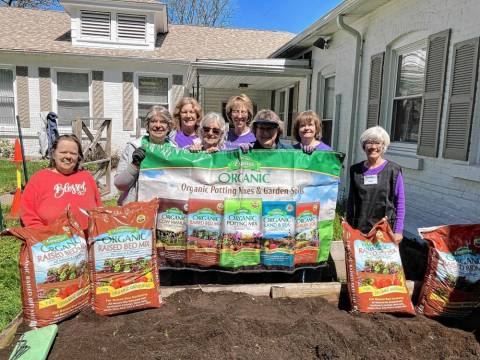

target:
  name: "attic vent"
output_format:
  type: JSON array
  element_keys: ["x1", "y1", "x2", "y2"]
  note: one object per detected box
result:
[
  {"x1": 80, "y1": 11, "x2": 111, "y2": 38},
  {"x1": 117, "y1": 14, "x2": 146, "y2": 41}
]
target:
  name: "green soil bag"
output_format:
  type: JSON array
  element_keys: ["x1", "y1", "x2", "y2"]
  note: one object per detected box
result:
[{"x1": 9, "y1": 324, "x2": 58, "y2": 360}]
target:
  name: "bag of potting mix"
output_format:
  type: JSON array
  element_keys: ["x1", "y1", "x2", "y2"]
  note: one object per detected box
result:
[
  {"x1": 294, "y1": 202, "x2": 320, "y2": 265},
  {"x1": 156, "y1": 198, "x2": 188, "y2": 268},
  {"x1": 186, "y1": 198, "x2": 223, "y2": 267},
  {"x1": 4, "y1": 210, "x2": 89, "y2": 328},
  {"x1": 417, "y1": 224, "x2": 480, "y2": 318},
  {"x1": 261, "y1": 201, "x2": 295, "y2": 268},
  {"x1": 88, "y1": 199, "x2": 162, "y2": 316},
  {"x1": 220, "y1": 198, "x2": 262, "y2": 268},
  {"x1": 343, "y1": 218, "x2": 414, "y2": 314}
]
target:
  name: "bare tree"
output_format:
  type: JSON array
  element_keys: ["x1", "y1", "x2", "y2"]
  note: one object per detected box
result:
[
  {"x1": 0, "y1": 0, "x2": 59, "y2": 9},
  {"x1": 166, "y1": 0, "x2": 232, "y2": 27}
]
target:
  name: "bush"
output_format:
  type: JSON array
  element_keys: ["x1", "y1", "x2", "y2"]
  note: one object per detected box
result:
[{"x1": 0, "y1": 139, "x2": 14, "y2": 159}]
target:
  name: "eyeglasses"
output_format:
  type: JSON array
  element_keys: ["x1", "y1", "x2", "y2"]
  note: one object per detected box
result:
[
  {"x1": 202, "y1": 126, "x2": 222, "y2": 135},
  {"x1": 364, "y1": 140, "x2": 381, "y2": 145}
]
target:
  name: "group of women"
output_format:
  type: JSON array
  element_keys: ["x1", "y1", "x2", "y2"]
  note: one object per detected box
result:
[{"x1": 19, "y1": 93, "x2": 404, "y2": 244}]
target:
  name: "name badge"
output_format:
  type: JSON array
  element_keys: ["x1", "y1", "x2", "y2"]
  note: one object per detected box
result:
[{"x1": 363, "y1": 174, "x2": 378, "y2": 185}]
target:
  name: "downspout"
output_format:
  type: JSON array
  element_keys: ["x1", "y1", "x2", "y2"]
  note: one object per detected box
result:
[{"x1": 336, "y1": 14, "x2": 362, "y2": 198}]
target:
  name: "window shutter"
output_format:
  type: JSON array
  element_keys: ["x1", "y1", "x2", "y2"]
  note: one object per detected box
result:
[
  {"x1": 92, "y1": 71, "x2": 104, "y2": 128},
  {"x1": 117, "y1": 14, "x2": 146, "y2": 41},
  {"x1": 417, "y1": 29, "x2": 451, "y2": 157},
  {"x1": 366, "y1": 52, "x2": 384, "y2": 129},
  {"x1": 39, "y1": 67, "x2": 51, "y2": 113},
  {"x1": 123, "y1": 72, "x2": 134, "y2": 131},
  {"x1": 80, "y1": 11, "x2": 111, "y2": 38},
  {"x1": 443, "y1": 38, "x2": 479, "y2": 161},
  {"x1": 16, "y1": 66, "x2": 30, "y2": 128}
]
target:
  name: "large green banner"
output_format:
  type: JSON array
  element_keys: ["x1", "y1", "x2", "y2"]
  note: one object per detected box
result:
[{"x1": 138, "y1": 145, "x2": 342, "y2": 272}]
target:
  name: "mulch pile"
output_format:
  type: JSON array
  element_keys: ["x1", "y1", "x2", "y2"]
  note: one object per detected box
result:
[{"x1": 4, "y1": 288, "x2": 479, "y2": 360}]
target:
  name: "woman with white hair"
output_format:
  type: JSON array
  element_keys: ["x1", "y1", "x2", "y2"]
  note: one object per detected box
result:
[
  {"x1": 346, "y1": 126, "x2": 405, "y2": 243},
  {"x1": 188, "y1": 112, "x2": 228, "y2": 153}
]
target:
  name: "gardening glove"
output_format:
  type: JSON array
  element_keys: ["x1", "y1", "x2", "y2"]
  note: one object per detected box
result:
[
  {"x1": 239, "y1": 142, "x2": 253, "y2": 154},
  {"x1": 301, "y1": 144, "x2": 315, "y2": 154},
  {"x1": 131, "y1": 147, "x2": 146, "y2": 167}
]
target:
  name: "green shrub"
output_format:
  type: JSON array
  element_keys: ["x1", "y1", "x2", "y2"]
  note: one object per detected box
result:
[{"x1": 0, "y1": 139, "x2": 14, "y2": 159}]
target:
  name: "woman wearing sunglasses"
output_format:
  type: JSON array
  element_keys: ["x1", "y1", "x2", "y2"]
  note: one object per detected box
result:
[{"x1": 188, "y1": 112, "x2": 228, "y2": 153}]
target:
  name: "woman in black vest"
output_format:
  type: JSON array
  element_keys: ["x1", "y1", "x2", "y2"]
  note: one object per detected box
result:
[{"x1": 346, "y1": 126, "x2": 405, "y2": 244}]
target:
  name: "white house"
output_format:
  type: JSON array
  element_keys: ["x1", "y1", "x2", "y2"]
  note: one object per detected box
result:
[
  {"x1": 271, "y1": 0, "x2": 480, "y2": 236},
  {"x1": 0, "y1": 0, "x2": 309, "y2": 156}
]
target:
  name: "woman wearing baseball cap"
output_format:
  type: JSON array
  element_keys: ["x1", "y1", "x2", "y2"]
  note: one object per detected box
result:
[{"x1": 248, "y1": 110, "x2": 292, "y2": 149}]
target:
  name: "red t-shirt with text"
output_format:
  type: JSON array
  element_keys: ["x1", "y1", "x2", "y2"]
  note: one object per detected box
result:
[{"x1": 20, "y1": 168, "x2": 102, "y2": 230}]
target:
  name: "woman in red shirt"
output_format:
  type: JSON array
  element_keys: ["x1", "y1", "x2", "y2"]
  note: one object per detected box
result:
[{"x1": 21, "y1": 134, "x2": 102, "y2": 230}]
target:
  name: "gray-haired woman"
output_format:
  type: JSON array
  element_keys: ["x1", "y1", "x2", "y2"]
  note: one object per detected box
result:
[
  {"x1": 114, "y1": 105, "x2": 176, "y2": 205},
  {"x1": 188, "y1": 112, "x2": 228, "y2": 153},
  {"x1": 346, "y1": 126, "x2": 405, "y2": 243}
]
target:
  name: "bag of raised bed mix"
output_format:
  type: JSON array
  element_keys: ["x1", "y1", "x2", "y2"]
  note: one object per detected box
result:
[
  {"x1": 88, "y1": 199, "x2": 162, "y2": 316},
  {"x1": 220, "y1": 198, "x2": 262, "y2": 268},
  {"x1": 186, "y1": 198, "x2": 224, "y2": 267},
  {"x1": 294, "y1": 202, "x2": 320, "y2": 265},
  {"x1": 343, "y1": 218, "x2": 415, "y2": 314},
  {"x1": 261, "y1": 201, "x2": 296, "y2": 268},
  {"x1": 156, "y1": 198, "x2": 188, "y2": 268},
  {"x1": 417, "y1": 224, "x2": 480, "y2": 318},
  {"x1": 4, "y1": 210, "x2": 89, "y2": 328}
]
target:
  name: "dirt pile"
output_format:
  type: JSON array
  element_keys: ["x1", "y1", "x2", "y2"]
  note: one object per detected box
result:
[{"x1": 6, "y1": 289, "x2": 476, "y2": 360}]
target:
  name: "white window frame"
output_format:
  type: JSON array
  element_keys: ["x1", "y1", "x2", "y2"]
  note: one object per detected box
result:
[
  {"x1": 0, "y1": 65, "x2": 17, "y2": 132},
  {"x1": 317, "y1": 73, "x2": 336, "y2": 146},
  {"x1": 134, "y1": 72, "x2": 171, "y2": 126},
  {"x1": 52, "y1": 69, "x2": 92, "y2": 130},
  {"x1": 384, "y1": 38, "x2": 427, "y2": 155},
  {"x1": 275, "y1": 85, "x2": 295, "y2": 139}
]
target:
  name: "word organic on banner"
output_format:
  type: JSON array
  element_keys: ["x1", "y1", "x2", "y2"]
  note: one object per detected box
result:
[{"x1": 138, "y1": 145, "x2": 343, "y2": 272}]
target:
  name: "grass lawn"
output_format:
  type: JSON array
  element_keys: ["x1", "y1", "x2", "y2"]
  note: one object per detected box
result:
[
  {"x1": 0, "y1": 211, "x2": 21, "y2": 332},
  {"x1": 0, "y1": 159, "x2": 49, "y2": 194}
]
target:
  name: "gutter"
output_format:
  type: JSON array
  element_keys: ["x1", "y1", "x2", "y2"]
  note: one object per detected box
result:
[{"x1": 336, "y1": 14, "x2": 362, "y2": 191}]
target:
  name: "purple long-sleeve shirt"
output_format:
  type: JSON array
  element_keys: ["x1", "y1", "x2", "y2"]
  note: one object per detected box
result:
[
  {"x1": 349, "y1": 160, "x2": 405, "y2": 233},
  {"x1": 292, "y1": 141, "x2": 332, "y2": 151}
]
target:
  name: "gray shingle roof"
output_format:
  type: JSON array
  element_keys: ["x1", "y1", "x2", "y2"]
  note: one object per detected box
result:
[{"x1": 0, "y1": 7, "x2": 294, "y2": 61}]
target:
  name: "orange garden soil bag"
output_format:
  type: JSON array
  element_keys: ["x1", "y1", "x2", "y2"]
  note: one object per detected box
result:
[
  {"x1": 4, "y1": 211, "x2": 89, "y2": 328},
  {"x1": 417, "y1": 224, "x2": 480, "y2": 318},
  {"x1": 88, "y1": 199, "x2": 162, "y2": 315},
  {"x1": 343, "y1": 219, "x2": 415, "y2": 314}
]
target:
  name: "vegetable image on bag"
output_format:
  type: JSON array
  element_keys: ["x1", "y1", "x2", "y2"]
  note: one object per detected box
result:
[
  {"x1": 3, "y1": 210, "x2": 89, "y2": 328},
  {"x1": 156, "y1": 198, "x2": 188, "y2": 268},
  {"x1": 220, "y1": 198, "x2": 262, "y2": 269},
  {"x1": 88, "y1": 199, "x2": 162, "y2": 316},
  {"x1": 417, "y1": 224, "x2": 480, "y2": 318},
  {"x1": 343, "y1": 219, "x2": 414, "y2": 314},
  {"x1": 186, "y1": 199, "x2": 224, "y2": 267},
  {"x1": 294, "y1": 202, "x2": 320, "y2": 265}
]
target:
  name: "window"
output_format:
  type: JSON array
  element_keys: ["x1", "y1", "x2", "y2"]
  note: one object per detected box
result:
[
  {"x1": 117, "y1": 14, "x2": 146, "y2": 42},
  {"x1": 391, "y1": 47, "x2": 426, "y2": 142},
  {"x1": 278, "y1": 90, "x2": 286, "y2": 121},
  {"x1": 56, "y1": 72, "x2": 90, "y2": 126},
  {"x1": 80, "y1": 11, "x2": 111, "y2": 39},
  {"x1": 137, "y1": 76, "x2": 168, "y2": 123},
  {"x1": 0, "y1": 68, "x2": 15, "y2": 126},
  {"x1": 322, "y1": 76, "x2": 335, "y2": 145}
]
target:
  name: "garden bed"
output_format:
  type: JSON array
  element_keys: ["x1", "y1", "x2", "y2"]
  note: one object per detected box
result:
[{"x1": 2, "y1": 284, "x2": 479, "y2": 359}]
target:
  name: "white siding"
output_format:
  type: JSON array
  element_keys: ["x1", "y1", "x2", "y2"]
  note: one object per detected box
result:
[{"x1": 309, "y1": 0, "x2": 480, "y2": 237}]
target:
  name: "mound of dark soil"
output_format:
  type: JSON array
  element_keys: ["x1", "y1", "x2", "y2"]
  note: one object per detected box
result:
[{"x1": 6, "y1": 289, "x2": 478, "y2": 360}]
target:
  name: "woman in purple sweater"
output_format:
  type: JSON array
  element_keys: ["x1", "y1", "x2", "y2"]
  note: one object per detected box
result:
[
  {"x1": 224, "y1": 94, "x2": 256, "y2": 149},
  {"x1": 292, "y1": 110, "x2": 332, "y2": 152},
  {"x1": 347, "y1": 126, "x2": 405, "y2": 244},
  {"x1": 171, "y1": 97, "x2": 202, "y2": 148}
]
